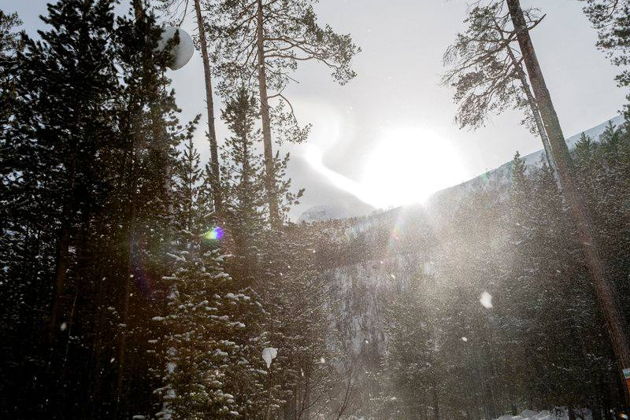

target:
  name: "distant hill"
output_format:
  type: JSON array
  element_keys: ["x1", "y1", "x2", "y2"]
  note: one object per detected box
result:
[
  {"x1": 297, "y1": 115, "x2": 625, "y2": 222},
  {"x1": 428, "y1": 115, "x2": 624, "y2": 208}
]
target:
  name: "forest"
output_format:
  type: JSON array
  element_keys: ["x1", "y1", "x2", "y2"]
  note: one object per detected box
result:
[{"x1": 1, "y1": 0, "x2": 630, "y2": 419}]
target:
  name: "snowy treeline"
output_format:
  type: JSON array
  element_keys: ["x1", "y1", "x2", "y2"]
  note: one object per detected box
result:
[
  {"x1": 310, "y1": 123, "x2": 630, "y2": 419},
  {"x1": 0, "y1": 1, "x2": 355, "y2": 418}
]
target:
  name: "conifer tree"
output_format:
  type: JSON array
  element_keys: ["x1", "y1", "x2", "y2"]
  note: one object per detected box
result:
[
  {"x1": 582, "y1": 0, "x2": 630, "y2": 117},
  {"x1": 154, "y1": 133, "x2": 266, "y2": 419},
  {"x1": 108, "y1": 5, "x2": 191, "y2": 412},
  {"x1": 0, "y1": 9, "x2": 24, "y2": 294},
  {"x1": 219, "y1": 87, "x2": 267, "y2": 286},
  {"x1": 506, "y1": 0, "x2": 630, "y2": 393},
  {"x1": 383, "y1": 275, "x2": 442, "y2": 419},
  {"x1": 443, "y1": 3, "x2": 553, "y2": 165},
  {"x1": 0, "y1": 2, "x2": 124, "y2": 414},
  {"x1": 0, "y1": 0, "x2": 201, "y2": 415},
  {"x1": 256, "y1": 225, "x2": 338, "y2": 419},
  {"x1": 0, "y1": 10, "x2": 21, "y2": 131},
  {"x1": 206, "y1": 0, "x2": 359, "y2": 224},
  {"x1": 154, "y1": 231, "x2": 265, "y2": 418},
  {"x1": 216, "y1": 86, "x2": 336, "y2": 418},
  {"x1": 194, "y1": 0, "x2": 222, "y2": 212}
]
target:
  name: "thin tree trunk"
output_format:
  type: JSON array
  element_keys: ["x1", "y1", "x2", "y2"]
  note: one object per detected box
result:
[
  {"x1": 432, "y1": 381, "x2": 440, "y2": 420},
  {"x1": 50, "y1": 226, "x2": 70, "y2": 343},
  {"x1": 265, "y1": 365, "x2": 273, "y2": 420},
  {"x1": 88, "y1": 266, "x2": 107, "y2": 417},
  {"x1": 116, "y1": 154, "x2": 136, "y2": 409},
  {"x1": 49, "y1": 134, "x2": 79, "y2": 344},
  {"x1": 116, "y1": 232, "x2": 132, "y2": 404},
  {"x1": 335, "y1": 367, "x2": 354, "y2": 420},
  {"x1": 506, "y1": 0, "x2": 630, "y2": 404},
  {"x1": 256, "y1": 0, "x2": 280, "y2": 226},
  {"x1": 303, "y1": 368, "x2": 310, "y2": 420},
  {"x1": 117, "y1": 1, "x2": 143, "y2": 408},
  {"x1": 506, "y1": 45, "x2": 553, "y2": 168},
  {"x1": 133, "y1": 0, "x2": 143, "y2": 21},
  {"x1": 193, "y1": 0, "x2": 221, "y2": 213}
]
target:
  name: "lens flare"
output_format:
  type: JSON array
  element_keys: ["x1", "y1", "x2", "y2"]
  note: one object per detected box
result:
[{"x1": 203, "y1": 226, "x2": 224, "y2": 241}]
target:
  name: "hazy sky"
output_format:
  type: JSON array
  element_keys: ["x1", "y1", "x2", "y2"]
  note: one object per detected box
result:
[{"x1": 4, "y1": 0, "x2": 627, "y2": 218}]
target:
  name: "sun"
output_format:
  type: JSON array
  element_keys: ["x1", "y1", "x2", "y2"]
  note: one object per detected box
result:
[{"x1": 361, "y1": 126, "x2": 468, "y2": 208}]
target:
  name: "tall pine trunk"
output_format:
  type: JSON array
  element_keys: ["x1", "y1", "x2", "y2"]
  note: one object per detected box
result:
[
  {"x1": 506, "y1": 0, "x2": 630, "y2": 403},
  {"x1": 256, "y1": 0, "x2": 280, "y2": 226},
  {"x1": 193, "y1": 0, "x2": 221, "y2": 213},
  {"x1": 50, "y1": 224, "x2": 70, "y2": 343},
  {"x1": 49, "y1": 126, "x2": 80, "y2": 345},
  {"x1": 117, "y1": 0, "x2": 143, "y2": 408},
  {"x1": 505, "y1": 44, "x2": 553, "y2": 168},
  {"x1": 116, "y1": 132, "x2": 137, "y2": 409},
  {"x1": 491, "y1": 13, "x2": 553, "y2": 168}
]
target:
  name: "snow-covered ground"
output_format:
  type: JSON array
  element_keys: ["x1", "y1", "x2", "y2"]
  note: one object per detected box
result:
[{"x1": 496, "y1": 408, "x2": 592, "y2": 420}]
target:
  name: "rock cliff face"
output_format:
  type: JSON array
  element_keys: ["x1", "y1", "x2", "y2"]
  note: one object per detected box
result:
[{"x1": 313, "y1": 207, "x2": 436, "y2": 375}]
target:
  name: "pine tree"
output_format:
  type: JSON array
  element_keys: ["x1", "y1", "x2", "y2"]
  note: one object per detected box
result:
[
  {"x1": 256, "y1": 225, "x2": 338, "y2": 419},
  {"x1": 173, "y1": 132, "x2": 204, "y2": 233},
  {"x1": 153, "y1": 127, "x2": 267, "y2": 418},
  {"x1": 106, "y1": 6, "x2": 192, "y2": 413},
  {"x1": 154, "y1": 229, "x2": 265, "y2": 419},
  {"x1": 0, "y1": 1, "x2": 202, "y2": 415},
  {"x1": 207, "y1": 0, "x2": 359, "y2": 224},
  {"x1": 219, "y1": 87, "x2": 267, "y2": 287},
  {"x1": 0, "y1": 1, "x2": 125, "y2": 415},
  {"x1": 500, "y1": 152, "x2": 620, "y2": 412},
  {"x1": 216, "y1": 86, "x2": 337, "y2": 418},
  {"x1": 506, "y1": 0, "x2": 630, "y2": 391},
  {"x1": 443, "y1": 3, "x2": 553, "y2": 166},
  {"x1": 156, "y1": 0, "x2": 223, "y2": 212},
  {"x1": 582, "y1": 0, "x2": 630, "y2": 118},
  {"x1": 0, "y1": 10, "x2": 22, "y2": 130},
  {"x1": 382, "y1": 274, "x2": 441, "y2": 419}
]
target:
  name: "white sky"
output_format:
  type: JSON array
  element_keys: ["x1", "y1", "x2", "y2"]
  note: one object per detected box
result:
[{"x1": 4, "y1": 0, "x2": 627, "y2": 218}]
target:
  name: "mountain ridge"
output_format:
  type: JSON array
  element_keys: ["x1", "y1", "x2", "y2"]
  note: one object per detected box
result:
[
  {"x1": 298, "y1": 115, "x2": 625, "y2": 223},
  {"x1": 430, "y1": 115, "x2": 624, "y2": 205}
]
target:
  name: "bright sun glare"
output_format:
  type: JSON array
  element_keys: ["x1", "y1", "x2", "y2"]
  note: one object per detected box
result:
[{"x1": 360, "y1": 126, "x2": 467, "y2": 208}]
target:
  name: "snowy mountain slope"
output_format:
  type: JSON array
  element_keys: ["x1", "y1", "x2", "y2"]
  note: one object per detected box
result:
[
  {"x1": 520, "y1": 115, "x2": 623, "y2": 167},
  {"x1": 428, "y1": 115, "x2": 624, "y2": 208},
  {"x1": 297, "y1": 205, "x2": 352, "y2": 223}
]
